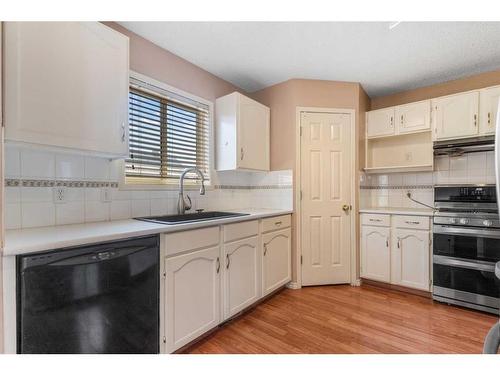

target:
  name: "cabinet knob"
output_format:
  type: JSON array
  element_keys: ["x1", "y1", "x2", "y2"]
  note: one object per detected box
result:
[
  {"x1": 263, "y1": 243, "x2": 267, "y2": 256},
  {"x1": 226, "y1": 254, "x2": 230, "y2": 269},
  {"x1": 121, "y1": 122, "x2": 126, "y2": 142},
  {"x1": 240, "y1": 147, "x2": 244, "y2": 160},
  {"x1": 216, "y1": 257, "x2": 220, "y2": 274},
  {"x1": 474, "y1": 114, "x2": 477, "y2": 127},
  {"x1": 488, "y1": 112, "x2": 491, "y2": 125}
]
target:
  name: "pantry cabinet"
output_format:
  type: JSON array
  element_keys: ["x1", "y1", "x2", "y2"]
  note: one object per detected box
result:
[
  {"x1": 366, "y1": 107, "x2": 395, "y2": 138},
  {"x1": 479, "y1": 86, "x2": 500, "y2": 136},
  {"x1": 360, "y1": 226, "x2": 391, "y2": 282},
  {"x1": 360, "y1": 213, "x2": 431, "y2": 292},
  {"x1": 262, "y1": 227, "x2": 292, "y2": 296},
  {"x1": 215, "y1": 92, "x2": 270, "y2": 171},
  {"x1": 3, "y1": 22, "x2": 129, "y2": 157},
  {"x1": 395, "y1": 100, "x2": 431, "y2": 134},
  {"x1": 432, "y1": 91, "x2": 479, "y2": 141},
  {"x1": 223, "y1": 236, "x2": 261, "y2": 319},
  {"x1": 165, "y1": 246, "x2": 221, "y2": 353},
  {"x1": 391, "y1": 228, "x2": 430, "y2": 291}
]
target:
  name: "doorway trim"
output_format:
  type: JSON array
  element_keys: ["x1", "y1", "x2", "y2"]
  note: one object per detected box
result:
[{"x1": 295, "y1": 107, "x2": 358, "y2": 288}]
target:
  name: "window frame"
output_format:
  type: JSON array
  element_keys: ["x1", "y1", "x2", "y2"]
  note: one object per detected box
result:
[{"x1": 119, "y1": 71, "x2": 214, "y2": 190}]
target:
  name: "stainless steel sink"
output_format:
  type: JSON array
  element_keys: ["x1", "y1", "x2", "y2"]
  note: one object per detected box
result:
[{"x1": 135, "y1": 211, "x2": 249, "y2": 225}]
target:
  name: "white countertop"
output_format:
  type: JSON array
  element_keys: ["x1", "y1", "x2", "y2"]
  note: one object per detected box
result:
[
  {"x1": 359, "y1": 207, "x2": 435, "y2": 216},
  {"x1": 3, "y1": 208, "x2": 293, "y2": 256}
]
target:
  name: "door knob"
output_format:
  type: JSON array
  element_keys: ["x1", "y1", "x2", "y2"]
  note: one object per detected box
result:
[{"x1": 342, "y1": 204, "x2": 350, "y2": 212}]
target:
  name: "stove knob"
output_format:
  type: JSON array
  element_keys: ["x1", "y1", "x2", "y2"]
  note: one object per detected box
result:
[
  {"x1": 449, "y1": 218, "x2": 458, "y2": 224},
  {"x1": 483, "y1": 220, "x2": 493, "y2": 227},
  {"x1": 459, "y1": 218, "x2": 470, "y2": 225}
]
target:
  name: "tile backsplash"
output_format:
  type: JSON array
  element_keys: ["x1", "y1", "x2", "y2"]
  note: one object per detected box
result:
[
  {"x1": 360, "y1": 151, "x2": 496, "y2": 209},
  {"x1": 4, "y1": 144, "x2": 293, "y2": 229}
]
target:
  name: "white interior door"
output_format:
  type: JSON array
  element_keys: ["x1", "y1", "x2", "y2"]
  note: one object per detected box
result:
[{"x1": 300, "y1": 111, "x2": 352, "y2": 286}]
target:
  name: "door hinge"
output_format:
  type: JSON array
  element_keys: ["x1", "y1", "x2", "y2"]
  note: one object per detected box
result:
[{"x1": 300, "y1": 255, "x2": 303, "y2": 265}]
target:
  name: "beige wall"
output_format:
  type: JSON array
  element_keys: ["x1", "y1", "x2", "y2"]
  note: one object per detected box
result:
[
  {"x1": 253, "y1": 79, "x2": 366, "y2": 282},
  {"x1": 371, "y1": 69, "x2": 500, "y2": 110},
  {"x1": 104, "y1": 22, "x2": 241, "y2": 103}
]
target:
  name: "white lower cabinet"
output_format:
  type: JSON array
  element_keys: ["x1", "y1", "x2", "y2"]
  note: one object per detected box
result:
[
  {"x1": 360, "y1": 213, "x2": 431, "y2": 292},
  {"x1": 262, "y1": 228, "x2": 292, "y2": 296},
  {"x1": 391, "y1": 228, "x2": 430, "y2": 291},
  {"x1": 165, "y1": 246, "x2": 221, "y2": 353},
  {"x1": 163, "y1": 214, "x2": 291, "y2": 353},
  {"x1": 223, "y1": 236, "x2": 261, "y2": 319},
  {"x1": 360, "y1": 225, "x2": 390, "y2": 282}
]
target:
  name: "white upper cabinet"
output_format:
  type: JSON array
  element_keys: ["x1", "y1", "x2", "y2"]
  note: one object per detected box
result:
[
  {"x1": 479, "y1": 86, "x2": 500, "y2": 136},
  {"x1": 432, "y1": 91, "x2": 479, "y2": 141},
  {"x1": 366, "y1": 107, "x2": 395, "y2": 138},
  {"x1": 215, "y1": 92, "x2": 270, "y2": 171},
  {"x1": 4, "y1": 22, "x2": 129, "y2": 157},
  {"x1": 395, "y1": 100, "x2": 431, "y2": 134}
]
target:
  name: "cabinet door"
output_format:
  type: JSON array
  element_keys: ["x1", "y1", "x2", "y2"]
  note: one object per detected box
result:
[
  {"x1": 262, "y1": 228, "x2": 291, "y2": 296},
  {"x1": 479, "y1": 86, "x2": 500, "y2": 136},
  {"x1": 391, "y1": 229, "x2": 430, "y2": 291},
  {"x1": 433, "y1": 91, "x2": 479, "y2": 140},
  {"x1": 395, "y1": 100, "x2": 431, "y2": 134},
  {"x1": 223, "y1": 236, "x2": 261, "y2": 319},
  {"x1": 4, "y1": 22, "x2": 129, "y2": 157},
  {"x1": 237, "y1": 94, "x2": 270, "y2": 170},
  {"x1": 165, "y1": 246, "x2": 221, "y2": 352},
  {"x1": 360, "y1": 226, "x2": 390, "y2": 282},
  {"x1": 366, "y1": 107, "x2": 395, "y2": 138}
]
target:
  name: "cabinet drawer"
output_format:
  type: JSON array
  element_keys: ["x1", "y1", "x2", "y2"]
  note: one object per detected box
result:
[
  {"x1": 361, "y1": 213, "x2": 390, "y2": 227},
  {"x1": 393, "y1": 215, "x2": 430, "y2": 230},
  {"x1": 262, "y1": 215, "x2": 291, "y2": 233},
  {"x1": 164, "y1": 226, "x2": 220, "y2": 256},
  {"x1": 224, "y1": 220, "x2": 259, "y2": 243}
]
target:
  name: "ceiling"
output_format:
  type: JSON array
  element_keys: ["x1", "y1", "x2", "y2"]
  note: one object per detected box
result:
[{"x1": 119, "y1": 22, "x2": 500, "y2": 98}]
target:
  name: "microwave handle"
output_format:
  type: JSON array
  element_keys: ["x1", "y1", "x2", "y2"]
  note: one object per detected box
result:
[{"x1": 483, "y1": 322, "x2": 500, "y2": 354}]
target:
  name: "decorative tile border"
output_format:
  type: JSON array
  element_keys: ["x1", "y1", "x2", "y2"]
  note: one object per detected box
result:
[
  {"x1": 360, "y1": 185, "x2": 433, "y2": 190},
  {"x1": 5, "y1": 178, "x2": 119, "y2": 188},
  {"x1": 214, "y1": 184, "x2": 293, "y2": 190}
]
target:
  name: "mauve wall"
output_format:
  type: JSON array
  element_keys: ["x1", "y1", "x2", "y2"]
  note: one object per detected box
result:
[
  {"x1": 371, "y1": 69, "x2": 500, "y2": 110},
  {"x1": 103, "y1": 22, "x2": 242, "y2": 103}
]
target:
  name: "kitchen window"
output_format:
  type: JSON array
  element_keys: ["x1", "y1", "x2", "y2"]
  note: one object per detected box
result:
[{"x1": 125, "y1": 74, "x2": 211, "y2": 186}]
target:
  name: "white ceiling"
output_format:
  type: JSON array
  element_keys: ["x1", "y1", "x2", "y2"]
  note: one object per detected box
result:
[{"x1": 119, "y1": 22, "x2": 500, "y2": 97}]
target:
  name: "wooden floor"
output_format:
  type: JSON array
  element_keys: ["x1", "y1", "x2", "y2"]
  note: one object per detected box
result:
[{"x1": 186, "y1": 285, "x2": 497, "y2": 354}]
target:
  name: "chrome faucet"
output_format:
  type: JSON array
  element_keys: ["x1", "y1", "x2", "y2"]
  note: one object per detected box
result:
[{"x1": 177, "y1": 167, "x2": 206, "y2": 215}]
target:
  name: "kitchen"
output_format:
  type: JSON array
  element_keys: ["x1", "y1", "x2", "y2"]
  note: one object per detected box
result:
[{"x1": 1, "y1": 6, "x2": 500, "y2": 369}]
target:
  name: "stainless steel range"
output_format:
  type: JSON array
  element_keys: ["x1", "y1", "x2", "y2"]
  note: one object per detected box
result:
[{"x1": 433, "y1": 185, "x2": 500, "y2": 314}]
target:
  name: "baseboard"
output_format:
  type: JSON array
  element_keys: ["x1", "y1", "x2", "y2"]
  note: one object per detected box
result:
[
  {"x1": 286, "y1": 281, "x2": 301, "y2": 289},
  {"x1": 361, "y1": 278, "x2": 431, "y2": 298}
]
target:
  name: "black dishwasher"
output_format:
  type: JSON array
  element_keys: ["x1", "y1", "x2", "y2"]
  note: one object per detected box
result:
[{"x1": 17, "y1": 235, "x2": 160, "y2": 354}]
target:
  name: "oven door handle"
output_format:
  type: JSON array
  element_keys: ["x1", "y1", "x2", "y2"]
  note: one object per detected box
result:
[
  {"x1": 433, "y1": 225, "x2": 500, "y2": 239},
  {"x1": 433, "y1": 255, "x2": 496, "y2": 272}
]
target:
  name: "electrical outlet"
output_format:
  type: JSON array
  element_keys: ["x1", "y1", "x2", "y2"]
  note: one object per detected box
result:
[
  {"x1": 101, "y1": 187, "x2": 111, "y2": 203},
  {"x1": 53, "y1": 187, "x2": 67, "y2": 204}
]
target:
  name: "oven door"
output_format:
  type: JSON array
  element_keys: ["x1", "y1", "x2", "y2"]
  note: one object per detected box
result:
[
  {"x1": 433, "y1": 225, "x2": 500, "y2": 263},
  {"x1": 433, "y1": 256, "x2": 500, "y2": 311}
]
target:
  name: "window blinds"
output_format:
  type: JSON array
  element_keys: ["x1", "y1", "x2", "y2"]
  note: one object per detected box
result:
[{"x1": 126, "y1": 80, "x2": 210, "y2": 182}]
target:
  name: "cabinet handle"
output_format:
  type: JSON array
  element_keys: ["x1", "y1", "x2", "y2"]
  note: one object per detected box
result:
[
  {"x1": 386, "y1": 238, "x2": 389, "y2": 247},
  {"x1": 474, "y1": 114, "x2": 477, "y2": 127},
  {"x1": 264, "y1": 243, "x2": 267, "y2": 256},
  {"x1": 397, "y1": 239, "x2": 401, "y2": 249},
  {"x1": 488, "y1": 112, "x2": 491, "y2": 125},
  {"x1": 121, "y1": 122, "x2": 126, "y2": 142},
  {"x1": 275, "y1": 221, "x2": 282, "y2": 226},
  {"x1": 390, "y1": 116, "x2": 394, "y2": 128},
  {"x1": 405, "y1": 220, "x2": 420, "y2": 225},
  {"x1": 216, "y1": 257, "x2": 220, "y2": 274},
  {"x1": 240, "y1": 147, "x2": 244, "y2": 160},
  {"x1": 226, "y1": 254, "x2": 230, "y2": 269},
  {"x1": 400, "y1": 114, "x2": 404, "y2": 125},
  {"x1": 369, "y1": 218, "x2": 382, "y2": 222}
]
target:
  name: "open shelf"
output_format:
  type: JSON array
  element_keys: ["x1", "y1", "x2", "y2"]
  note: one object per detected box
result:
[{"x1": 364, "y1": 131, "x2": 433, "y2": 173}]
